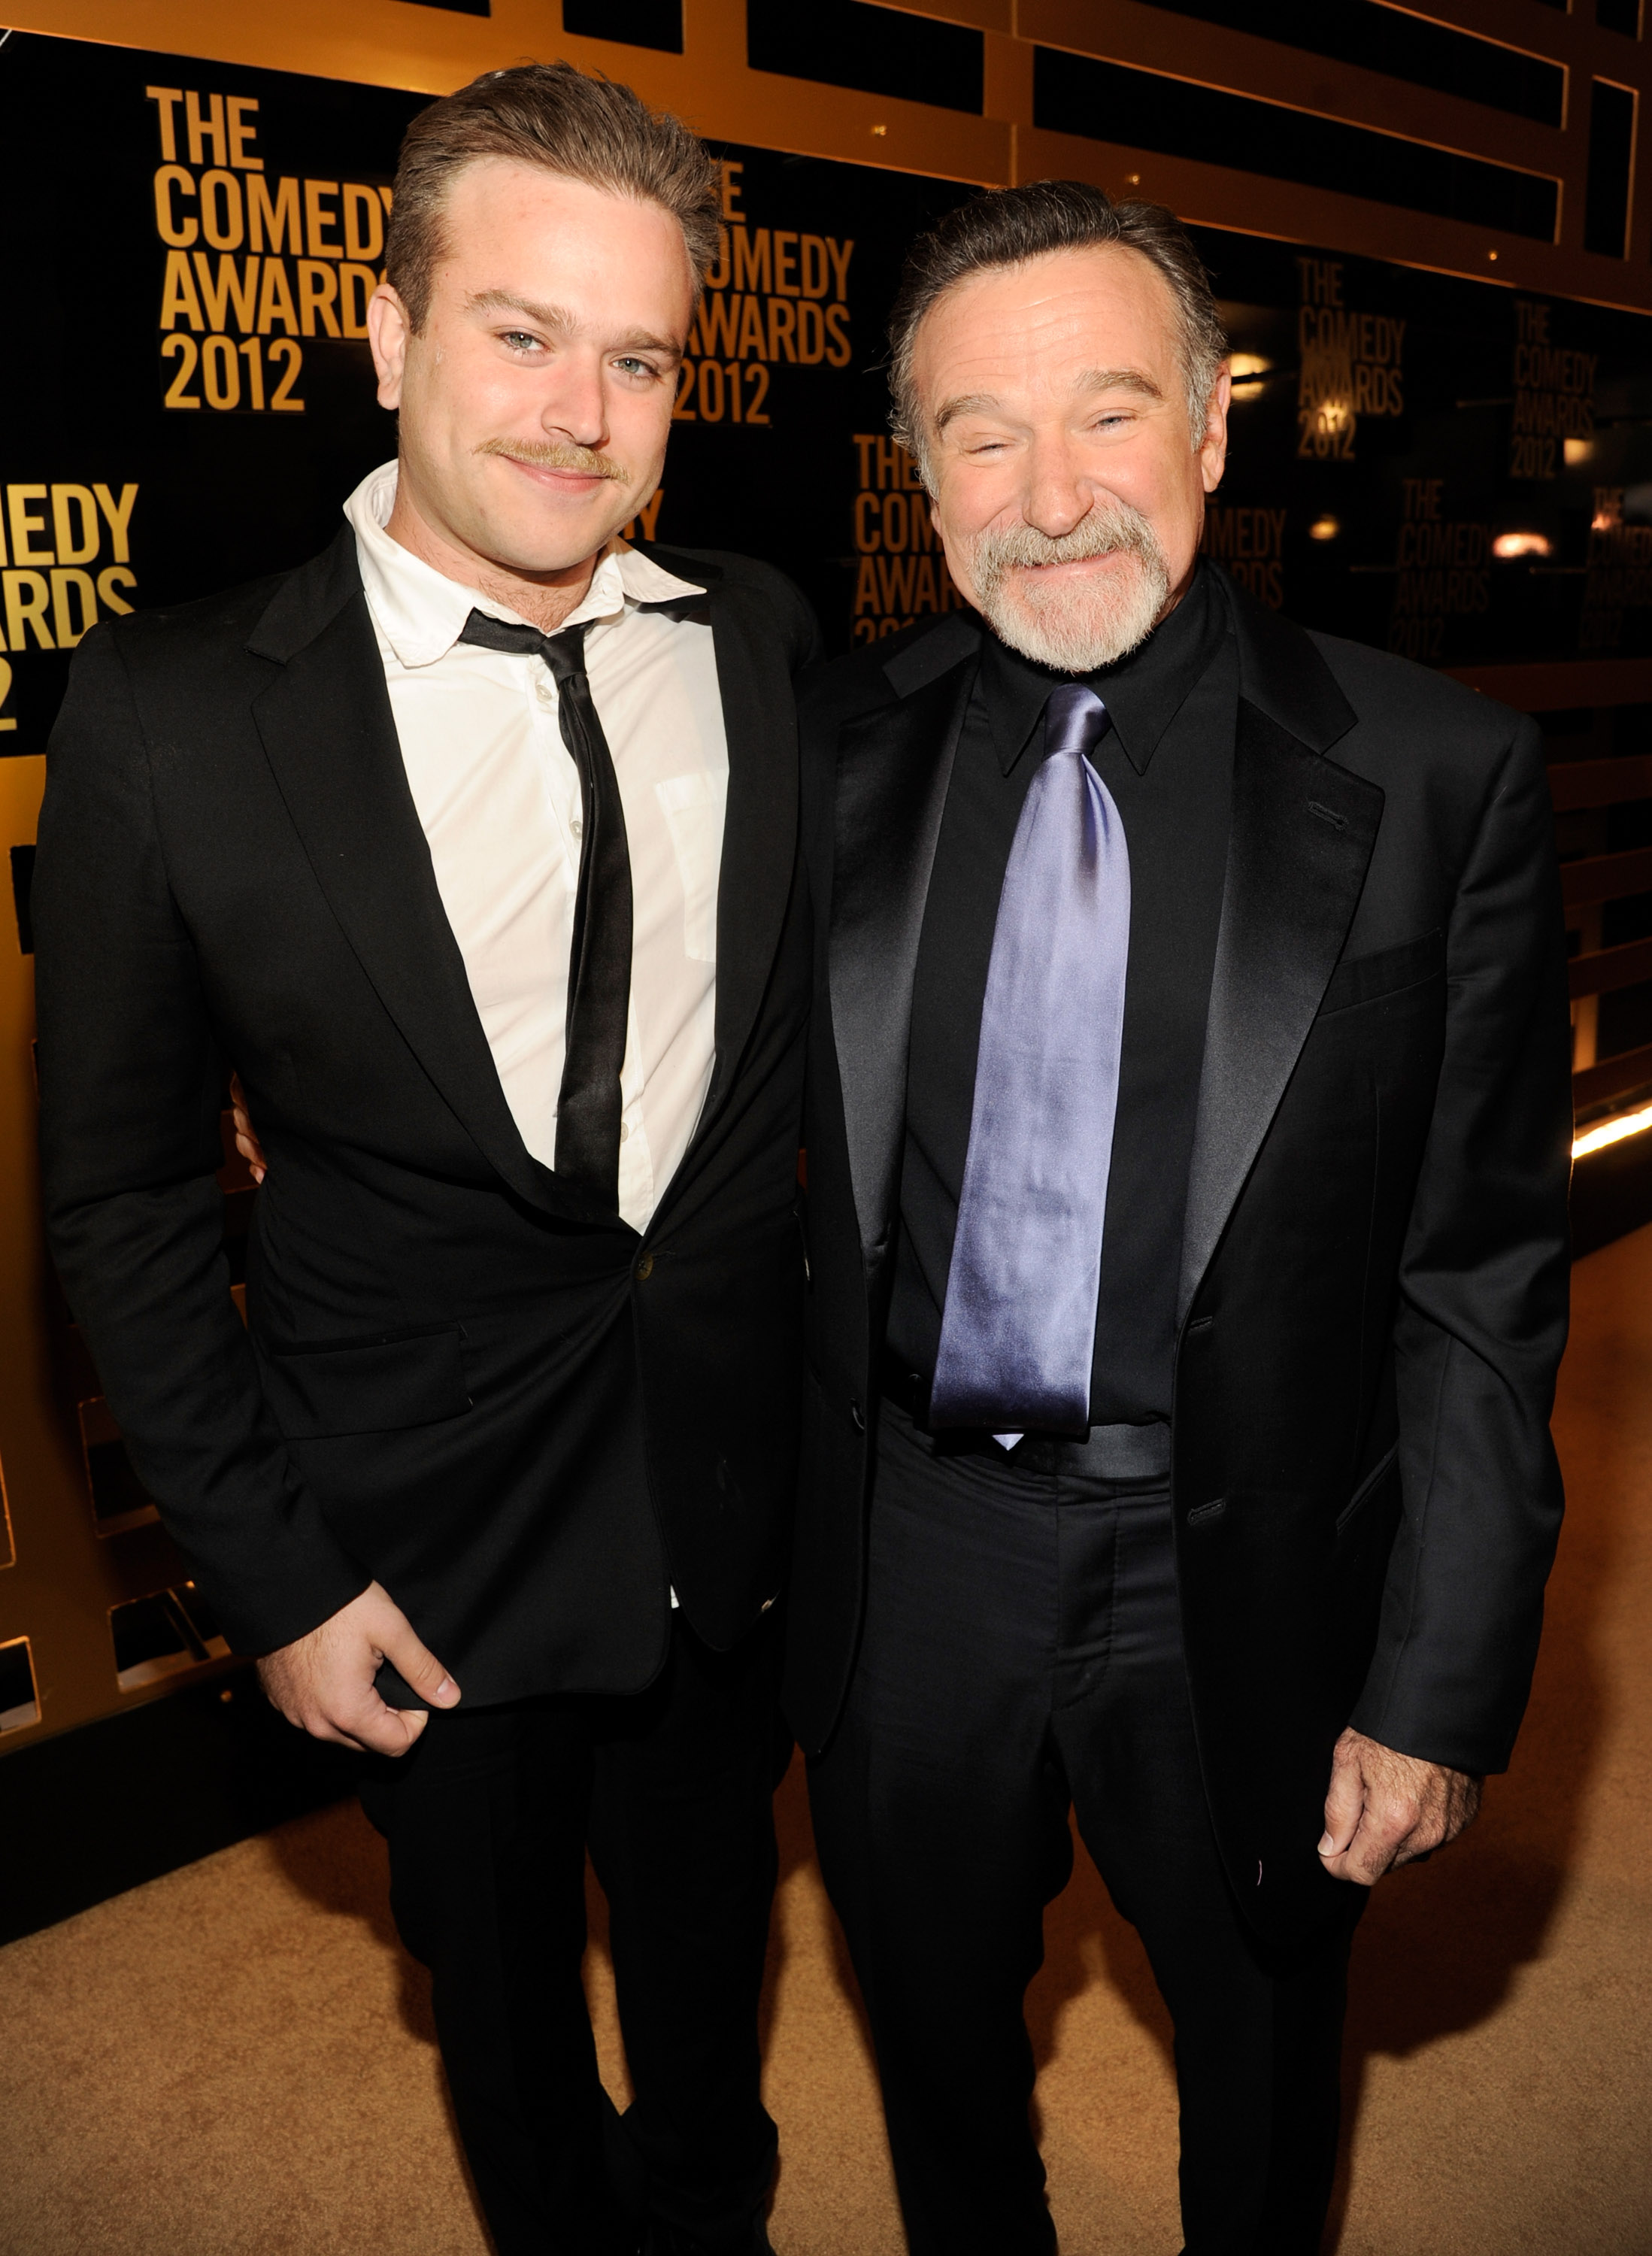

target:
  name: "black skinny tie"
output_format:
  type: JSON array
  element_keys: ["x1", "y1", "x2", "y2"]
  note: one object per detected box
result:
[{"x1": 458, "y1": 609, "x2": 632, "y2": 1208}]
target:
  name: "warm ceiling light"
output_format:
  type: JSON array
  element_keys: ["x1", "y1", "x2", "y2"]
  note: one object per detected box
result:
[
  {"x1": 1228, "y1": 354, "x2": 1272, "y2": 381},
  {"x1": 1492, "y1": 530, "x2": 1552, "y2": 558},
  {"x1": 1575, "y1": 1099, "x2": 1652, "y2": 1160},
  {"x1": 1489, "y1": 249, "x2": 1499, "y2": 261},
  {"x1": 1126, "y1": 173, "x2": 1141, "y2": 184},
  {"x1": 1308, "y1": 515, "x2": 1340, "y2": 541},
  {"x1": 871, "y1": 123, "x2": 887, "y2": 136},
  {"x1": 1564, "y1": 438, "x2": 1593, "y2": 466}
]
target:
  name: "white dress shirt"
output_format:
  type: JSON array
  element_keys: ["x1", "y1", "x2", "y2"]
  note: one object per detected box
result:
[{"x1": 345, "y1": 462, "x2": 727, "y2": 1235}]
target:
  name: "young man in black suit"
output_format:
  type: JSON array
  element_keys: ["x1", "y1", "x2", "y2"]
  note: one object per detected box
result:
[
  {"x1": 34, "y1": 65, "x2": 816, "y2": 2256},
  {"x1": 788, "y1": 183, "x2": 1572, "y2": 2254}
]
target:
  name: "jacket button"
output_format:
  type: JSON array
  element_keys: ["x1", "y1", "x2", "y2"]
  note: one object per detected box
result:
[
  {"x1": 635, "y1": 1254, "x2": 653, "y2": 1281},
  {"x1": 850, "y1": 1400, "x2": 865, "y2": 1432}
]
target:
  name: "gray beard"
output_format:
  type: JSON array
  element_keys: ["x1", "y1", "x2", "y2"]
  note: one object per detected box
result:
[{"x1": 964, "y1": 501, "x2": 1173, "y2": 673}]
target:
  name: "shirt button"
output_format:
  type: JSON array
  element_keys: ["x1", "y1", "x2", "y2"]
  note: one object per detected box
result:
[
  {"x1": 635, "y1": 1254, "x2": 654, "y2": 1281},
  {"x1": 571, "y1": 818, "x2": 584, "y2": 838},
  {"x1": 620, "y1": 1121, "x2": 629, "y2": 1142},
  {"x1": 535, "y1": 681, "x2": 553, "y2": 704}
]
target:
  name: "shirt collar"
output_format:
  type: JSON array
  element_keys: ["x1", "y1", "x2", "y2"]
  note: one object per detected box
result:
[
  {"x1": 981, "y1": 563, "x2": 1229, "y2": 778},
  {"x1": 343, "y1": 459, "x2": 703, "y2": 669}
]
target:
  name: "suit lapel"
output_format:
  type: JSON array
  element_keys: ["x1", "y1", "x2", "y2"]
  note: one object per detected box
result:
[
  {"x1": 1178, "y1": 593, "x2": 1383, "y2": 1321},
  {"x1": 247, "y1": 538, "x2": 608, "y2": 1228},
  {"x1": 698, "y1": 577, "x2": 800, "y2": 1130},
  {"x1": 829, "y1": 643, "x2": 978, "y2": 1263}
]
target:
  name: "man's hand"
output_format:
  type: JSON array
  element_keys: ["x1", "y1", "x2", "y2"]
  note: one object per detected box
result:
[
  {"x1": 1318, "y1": 1726, "x2": 1482, "y2": 1885},
  {"x1": 229, "y1": 1072, "x2": 268, "y2": 1184},
  {"x1": 256, "y1": 1580, "x2": 460, "y2": 1757}
]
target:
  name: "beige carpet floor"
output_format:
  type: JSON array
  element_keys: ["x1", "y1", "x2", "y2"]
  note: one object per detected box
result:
[{"x1": 4, "y1": 1224, "x2": 1651, "y2": 2254}]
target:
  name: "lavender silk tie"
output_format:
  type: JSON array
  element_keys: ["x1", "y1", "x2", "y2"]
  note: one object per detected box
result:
[{"x1": 929, "y1": 684, "x2": 1130, "y2": 1442}]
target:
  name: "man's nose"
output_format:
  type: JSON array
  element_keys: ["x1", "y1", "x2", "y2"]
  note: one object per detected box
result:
[
  {"x1": 540, "y1": 350, "x2": 609, "y2": 451},
  {"x1": 1021, "y1": 437, "x2": 1094, "y2": 541}
]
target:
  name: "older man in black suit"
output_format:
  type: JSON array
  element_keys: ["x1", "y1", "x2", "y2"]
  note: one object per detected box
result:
[{"x1": 788, "y1": 183, "x2": 1571, "y2": 2255}]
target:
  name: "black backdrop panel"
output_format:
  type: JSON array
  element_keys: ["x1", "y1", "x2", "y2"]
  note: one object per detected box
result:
[
  {"x1": 1199, "y1": 230, "x2": 1652, "y2": 670},
  {"x1": 5, "y1": 26, "x2": 1652, "y2": 765}
]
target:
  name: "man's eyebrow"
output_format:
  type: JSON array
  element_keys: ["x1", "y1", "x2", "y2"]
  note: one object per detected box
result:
[
  {"x1": 933, "y1": 391, "x2": 1000, "y2": 435},
  {"x1": 934, "y1": 365, "x2": 1165, "y2": 437},
  {"x1": 466, "y1": 289, "x2": 575, "y2": 332},
  {"x1": 465, "y1": 290, "x2": 684, "y2": 356},
  {"x1": 1073, "y1": 365, "x2": 1164, "y2": 401}
]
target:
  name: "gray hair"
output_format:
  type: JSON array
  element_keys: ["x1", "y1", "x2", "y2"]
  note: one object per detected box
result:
[{"x1": 887, "y1": 181, "x2": 1227, "y2": 478}]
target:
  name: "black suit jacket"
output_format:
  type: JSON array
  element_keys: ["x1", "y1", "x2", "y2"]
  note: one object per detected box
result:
[
  {"x1": 787, "y1": 580, "x2": 1572, "y2": 1954},
  {"x1": 34, "y1": 528, "x2": 820, "y2": 1706}
]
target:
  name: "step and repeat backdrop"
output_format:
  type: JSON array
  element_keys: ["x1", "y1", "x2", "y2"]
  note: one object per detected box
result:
[
  {"x1": 5, "y1": 23, "x2": 1652, "y2": 769},
  {"x1": 4, "y1": 22, "x2": 1652, "y2": 1747}
]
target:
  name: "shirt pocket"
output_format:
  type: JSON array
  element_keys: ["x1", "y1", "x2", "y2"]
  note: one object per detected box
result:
[{"x1": 655, "y1": 770, "x2": 726, "y2": 963}]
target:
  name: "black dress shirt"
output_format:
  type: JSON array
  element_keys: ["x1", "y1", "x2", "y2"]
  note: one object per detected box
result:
[{"x1": 886, "y1": 562, "x2": 1238, "y2": 1427}]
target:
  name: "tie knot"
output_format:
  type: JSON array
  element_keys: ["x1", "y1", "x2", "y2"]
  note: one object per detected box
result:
[
  {"x1": 457, "y1": 607, "x2": 587, "y2": 682},
  {"x1": 1044, "y1": 683, "x2": 1108, "y2": 762}
]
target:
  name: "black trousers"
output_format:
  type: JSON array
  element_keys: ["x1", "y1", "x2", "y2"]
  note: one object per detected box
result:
[
  {"x1": 809, "y1": 1403, "x2": 1360, "y2": 2256},
  {"x1": 359, "y1": 1614, "x2": 784, "y2": 2256}
]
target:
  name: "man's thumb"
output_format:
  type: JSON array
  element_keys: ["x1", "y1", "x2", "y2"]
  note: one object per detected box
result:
[
  {"x1": 383, "y1": 1623, "x2": 460, "y2": 1709},
  {"x1": 1319, "y1": 1747, "x2": 1363, "y2": 1857}
]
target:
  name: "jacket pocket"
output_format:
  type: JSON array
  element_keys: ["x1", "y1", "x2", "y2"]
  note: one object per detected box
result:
[
  {"x1": 1335, "y1": 1441, "x2": 1399, "y2": 1533},
  {"x1": 1318, "y1": 929, "x2": 1444, "y2": 1017},
  {"x1": 262, "y1": 1324, "x2": 471, "y2": 1440}
]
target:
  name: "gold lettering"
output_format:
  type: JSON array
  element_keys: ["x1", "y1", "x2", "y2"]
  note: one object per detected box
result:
[
  {"x1": 97, "y1": 567, "x2": 137, "y2": 616},
  {"x1": 193, "y1": 253, "x2": 259, "y2": 332},
  {"x1": 733, "y1": 228, "x2": 771, "y2": 294},
  {"x1": 304, "y1": 180, "x2": 343, "y2": 259},
  {"x1": 159, "y1": 250, "x2": 207, "y2": 332},
  {"x1": 256, "y1": 259, "x2": 300, "y2": 336},
  {"x1": 146, "y1": 86, "x2": 183, "y2": 163},
  {"x1": 248, "y1": 177, "x2": 302, "y2": 256},
  {"x1": 341, "y1": 183, "x2": 384, "y2": 263},
  {"x1": 185, "y1": 89, "x2": 226, "y2": 170},
  {"x1": 735, "y1": 295, "x2": 766, "y2": 361},
  {"x1": 339, "y1": 263, "x2": 376, "y2": 338},
  {"x1": 94, "y1": 487, "x2": 139, "y2": 562},
  {"x1": 226, "y1": 96, "x2": 262, "y2": 171},
  {"x1": 297, "y1": 259, "x2": 341, "y2": 337},
  {"x1": 7, "y1": 487, "x2": 53, "y2": 566},
  {"x1": 50, "y1": 569, "x2": 98, "y2": 648},
  {"x1": 199, "y1": 171, "x2": 245, "y2": 251},
  {"x1": 153, "y1": 165, "x2": 198, "y2": 249},
  {"x1": 766, "y1": 299, "x2": 796, "y2": 362},
  {"x1": 3, "y1": 571, "x2": 55, "y2": 650},
  {"x1": 50, "y1": 487, "x2": 99, "y2": 566}
]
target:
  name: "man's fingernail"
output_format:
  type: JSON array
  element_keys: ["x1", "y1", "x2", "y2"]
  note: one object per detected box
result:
[
  {"x1": 435, "y1": 1677, "x2": 457, "y2": 1700},
  {"x1": 1318, "y1": 1833, "x2": 1335, "y2": 1854}
]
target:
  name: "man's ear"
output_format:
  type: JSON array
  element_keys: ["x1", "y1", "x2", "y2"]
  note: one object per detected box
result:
[
  {"x1": 1199, "y1": 362, "x2": 1232, "y2": 495},
  {"x1": 368, "y1": 284, "x2": 411, "y2": 411}
]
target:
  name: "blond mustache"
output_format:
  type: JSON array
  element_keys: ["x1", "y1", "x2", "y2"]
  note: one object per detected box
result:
[{"x1": 475, "y1": 437, "x2": 630, "y2": 484}]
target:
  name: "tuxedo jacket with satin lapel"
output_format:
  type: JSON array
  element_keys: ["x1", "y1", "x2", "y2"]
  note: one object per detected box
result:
[
  {"x1": 34, "y1": 526, "x2": 820, "y2": 1706},
  {"x1": 787, "y1": 575, "x2": 1572, "y2": 1954}
]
